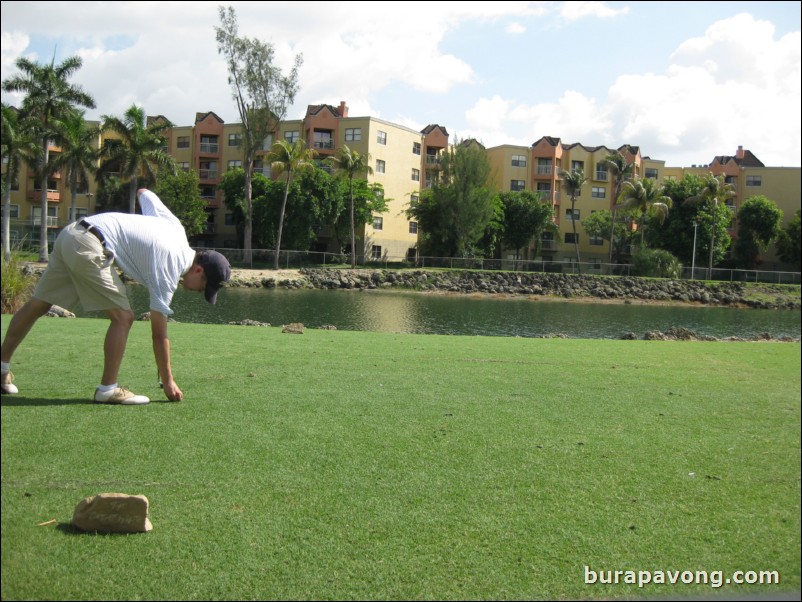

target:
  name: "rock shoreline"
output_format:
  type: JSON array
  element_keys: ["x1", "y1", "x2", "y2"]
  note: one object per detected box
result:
[{"x1": 226, "y1": 267, "x2": 801, "y2": 311}]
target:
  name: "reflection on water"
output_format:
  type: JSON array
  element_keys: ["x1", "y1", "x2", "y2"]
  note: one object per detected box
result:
[{"x1": 74, "y1": 284, "x2": 802, "y2": 340}]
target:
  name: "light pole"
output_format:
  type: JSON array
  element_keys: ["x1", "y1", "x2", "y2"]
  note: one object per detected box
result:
[{"x1": 691, "y1": 221, "x2": 698, "y2": 280}]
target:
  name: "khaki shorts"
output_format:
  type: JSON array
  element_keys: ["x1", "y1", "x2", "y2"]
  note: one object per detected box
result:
[{"x1": 33, "y1": 222, "x2": 131, "y2": 312}]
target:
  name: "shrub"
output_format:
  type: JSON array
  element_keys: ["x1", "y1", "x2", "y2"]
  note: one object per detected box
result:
[
  {"x1": 631, "y1": 248, "x2": 682, "y2": 278},
  {"x1": 1, "y1": 253, "x2": 37, "y2": 314}
]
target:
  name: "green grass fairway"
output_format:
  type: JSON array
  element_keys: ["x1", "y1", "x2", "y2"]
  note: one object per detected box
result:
[{"x1": 2, "y1": 316, "x2": 800, "y2": 600}]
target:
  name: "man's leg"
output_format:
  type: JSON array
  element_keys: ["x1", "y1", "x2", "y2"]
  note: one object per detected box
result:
[
  {"x1": 1, "y1": 297, "x2": 54, "y2": 363},
  {"x1": 100, "y1": 307, "x2": 136, "y2": 386}
]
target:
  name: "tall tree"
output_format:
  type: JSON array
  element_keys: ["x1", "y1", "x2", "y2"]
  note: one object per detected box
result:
[
  {"x1": 617, "y1": 177, "x2": 672, "y2": 248},
  {"x1": 683, "y1": 173, "x2": 736, "y2": 276},
  {"x1": 733, "y1": 195, "x2": 783, "y2": 269},
  {"x1": 407, "y1": 140, "x2": 495, "y2": 258},
  {"x1": 1, "y1": 104, "x2": 37, "y2": 262},
  {"x1": 326, "y1": 144, "x2": 373, "y2": 267},
  {"x1": 266, "y1": 138, "x2": 317, "y2": 269},
  {"x1": 100, "y1": 105, "x2": 175, "y2": 213},
  {"x1": 50, "y1": 109, "x2": 99, "y2": 223},
  {"x1": 2, "y1": 55, "x2": 95, "y2": 261},
  {"x1": 499, "y1": 190, "x2": 553, "y2": 260},
  {"x1": 215, "y1": 4, "x2": 303, "y2": 266},
  {"x1": 559, "y1": 168, "x2": 589, "y2": 264},
  {"x1": 775, "y1": 210, "x2": 801, "y2": 269},
  {"x1": 153, "y1": 169, "x2": 209, "y2": 238},
  {"x1": 601, "y1": 150, "x2": 635, "y2": 263}
]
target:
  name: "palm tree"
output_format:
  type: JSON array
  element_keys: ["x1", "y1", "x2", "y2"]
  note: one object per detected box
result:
[
  {"x1": 326, "y1": 145, "x2": 373, "y2": 267},
  {"x1": 617, "y1": 177, "x2": 672, "y2": 248},
  {"x1": 560, "y1": 168, "x2": 589, "y2": 265},
  {"x1": 1, "y1": 104, "x2": 38, "y2": 262},
  {"x1": 50, "y1": 109, "x2": 99, "y2": 223},
  {"x1": 2, "y1": 55, "x2": 95, "y2": 261},
  {"x1": 266, "y1": 138, "x2": 317, "y2": 270},
  {"x1": 100, "y1": 105, "x2": 175, "y2": 213},
  {"x1": 601, "y1": 150, "x2": 635, "y2": 263},
  {"x1": 683, "y1": 173, "x2": 736, "y2": 277}
]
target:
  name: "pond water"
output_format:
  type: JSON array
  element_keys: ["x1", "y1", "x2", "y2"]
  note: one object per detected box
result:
[{"x1": 77, "y1": 284, "x2": 802, "y2": 340}]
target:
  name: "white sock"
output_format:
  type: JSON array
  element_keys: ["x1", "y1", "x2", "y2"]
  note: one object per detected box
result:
[
  {"x1": 1, "y1": 361, "x2": 9, "y2": 374},
  {"x1": 97, "y1": 383, "x2": 118, "y2": 393}
]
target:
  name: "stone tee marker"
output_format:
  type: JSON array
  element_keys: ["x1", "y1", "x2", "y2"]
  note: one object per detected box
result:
[{"x1": 72, "y1": 493, "x2": 152, "y2": 533}]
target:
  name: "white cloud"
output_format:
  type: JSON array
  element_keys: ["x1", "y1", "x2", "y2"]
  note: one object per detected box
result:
[
  {"x1": 506, "y1": 22, "x2": 527, "y2": 35},
  {"x1": 461, "y1": 12, "x2": 800, "y2": 167},
  {"x1": 560, "y1": 1, "x2": 630, "y2": 21}
]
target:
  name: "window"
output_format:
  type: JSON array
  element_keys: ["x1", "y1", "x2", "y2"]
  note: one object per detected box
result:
[
  {"x1": 536, "y1": 182, "x2": 551, "y2": 193},
  {"x1": 645, "y1": 168, "x2": 659, "y2": 179},
  {"x1": 69, "y1": 207, "x2": 89, "y2": 222},
  {"x1": 589, "y1": 235, "x2": 604, "y2": 246},
  {"x1": 412, "y1": 142, "x2": 421, "y2": 155},
  {"x1": 373, "y1": 216, "x2": 383, "y2": 230},
  {"x1": 377, "y1": 130, "x2": 387, "y2": 145},
  {"x1": 566, "y1": 208, "x2": 580, "y2": 221},
  {"x1": 261, "y1": 134, "x2": 274, "y2": 151},
  {"x1": 595, "y1": 167, "x2": 608, "y2": 181},
  {"x1": 284, "y1": 131, "x2": 300, "y2": 143},
  {"x1": 177, "y1": 162, "x2": 190, "y2": 171},
  {"x1": 199, "y1": 135, "x2": 218, "y2": 154},
  {"x1": 225, "y1": 212, "x2": 236, "y2": 226},
  {"x1": 200, "y1": 185, "x2": 216, "y2": 199},
  {"x1": 376, "y1": 159, "x2": 386, "y2": 174},
  {"x1": 410, "y1": 194, "x2": 419, "y2": 204},
  {"x1": 345, "y1": 128, "x2": 361, "y2": 142},
  {"x1": 8, "y1": 204, "x2": 19, "y2": 219},
  {"x1": 199, "y1": 160, "x2": 218, "y2": 180},
  {"x1": 571, "y1": 160, "x2": 584, "y2": 173},
  {"x1": 371, "y1": 245, "x2": 382, "y2": 260},
  {"x1": 746, "y1": 175, "x2": 762, "y2": 187},
  {"x1": 411, "y1": 168, "x2": 420, "y2": 182},
  {"x1": 510, "y1": 180, "x2": 525, "y2": 191},
  {"x1": 228, "y1": 133, "x2": 241, "y2": 147},
  {"x1": 228, "y1": 160, "x2": 242, "y2": 170},
  {"x1": 537, "y1": 158, "x2": 553, "y2": 175},
  {"x1": 565, "y1": 233, "x2": 579, "y2": 244},
  {"x1": 314, "y1": 131, "x2": 333, "y2": 150},
  {"x1": 409, "y1": 221, "x2": 418, "y2": 234},
  {"x1": 177, "y1": 136, "x2": 190, "y2": 149},
  {"x1": 591, "y1": 187, "x2": 605, "y2": 199},
  {"x1": 511, "y1": 155, "x2": 527, "y2": 167}
]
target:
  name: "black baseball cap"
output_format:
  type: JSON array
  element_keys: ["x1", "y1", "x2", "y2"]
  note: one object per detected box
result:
[{"x1": 197, "y1": 250, "x2": 231, "y2": 304}]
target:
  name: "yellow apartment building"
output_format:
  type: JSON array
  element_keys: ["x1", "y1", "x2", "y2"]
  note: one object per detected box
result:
[
  {"x1": 487, "y1": 140, "x2": 800, "y2": 269},
  {"x1": 487, "y1": 137, "x2": 644, "y2": 269},
  {"x1": 3, "y1": 100, "x2": 799, "y2": 270}
]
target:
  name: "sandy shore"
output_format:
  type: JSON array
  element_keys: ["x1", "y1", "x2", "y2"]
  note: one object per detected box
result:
[{"x1": 230, "y1": 268, "x2": 304, "y2": 282}]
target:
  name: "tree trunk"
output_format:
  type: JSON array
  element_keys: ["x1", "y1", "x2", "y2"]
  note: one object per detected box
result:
[
  {"x1": 38, "y1": 142, "x2": 50, "y2": 262},
  {"x1": 275, "y1": 172, "x2": 292, "y2": 270},
  {"x1": 349, "y1": 176, "x2": 356, "y2": 268},
  {"x1": 243, "y1": 161, "x2": 253, "y2": 267}
]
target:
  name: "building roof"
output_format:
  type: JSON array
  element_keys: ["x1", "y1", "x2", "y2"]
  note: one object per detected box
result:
[
  {"x1": 195, "y1": 111, "x2": 224, "y2": 124},
  {"x1": 711, "y1": 149, "x2": 765, "y2": 168}
]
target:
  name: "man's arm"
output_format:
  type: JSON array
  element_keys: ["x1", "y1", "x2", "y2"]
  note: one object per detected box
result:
[{"x1": 150, "y1": 311, "x2": 184, "y2": 401}]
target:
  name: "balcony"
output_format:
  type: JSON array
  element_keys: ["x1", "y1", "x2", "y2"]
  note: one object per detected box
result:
[
  {"x1": 199, "y1": 143, "x2": 219, "y2": 154},
  {"x1": 535, "y1": 165, "x2": 553, "y2": 176},
  {"x1": 31, "y1": 216, "x2": 59, "y2": 227},
  {"x1": 594, "y1": 171, "x2": 608, "y2": 181},
  {"x1": 199, "y1": 169, "x2": 219, "y2": 180},
  {"x1": 313, "y1": 140, "x2": 334, "y2": 150}
]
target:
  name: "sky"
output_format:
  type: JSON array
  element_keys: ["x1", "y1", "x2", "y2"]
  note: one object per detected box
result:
[{"x1": 1, "y1": 1, "x2": 800, "y2": 168}]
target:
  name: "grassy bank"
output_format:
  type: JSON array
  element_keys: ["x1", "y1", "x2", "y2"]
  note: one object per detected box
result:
[{"x1": 1, "y1": 316, "x2": 800, "y2": 600}]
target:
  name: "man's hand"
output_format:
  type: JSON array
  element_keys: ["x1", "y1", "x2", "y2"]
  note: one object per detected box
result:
[{"x1": 161, "y1": 378, "x2": 184, "y2": 402}]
